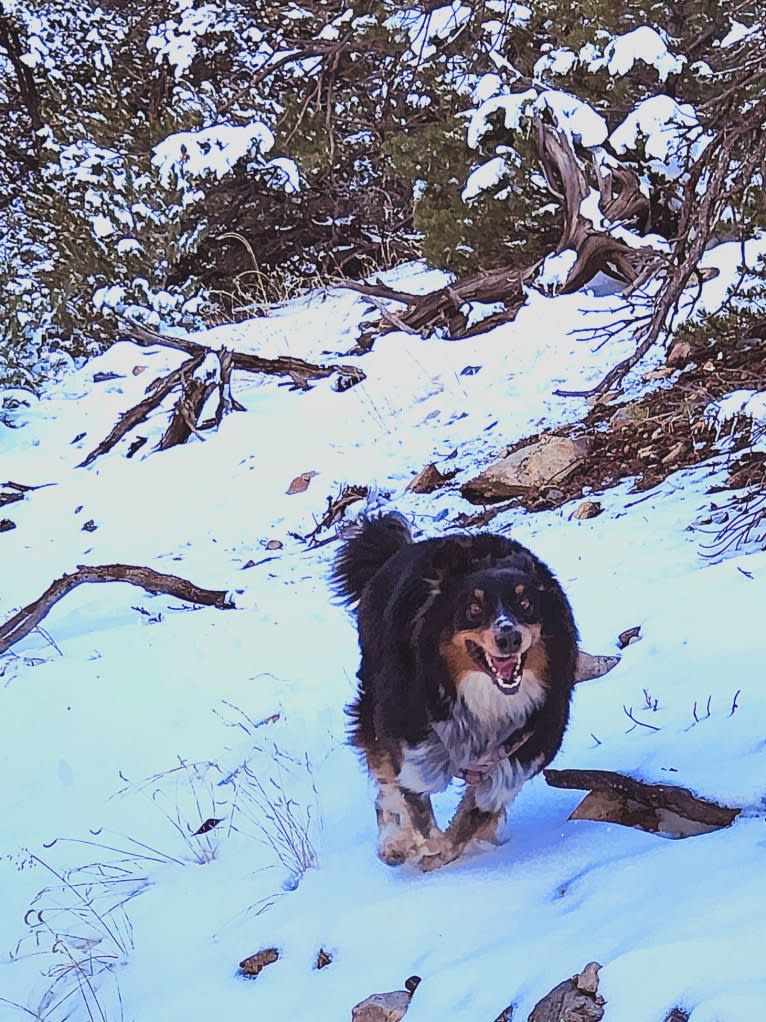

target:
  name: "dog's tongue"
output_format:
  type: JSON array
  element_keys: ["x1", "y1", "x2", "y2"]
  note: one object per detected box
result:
[{"x1": 490, "y1": 655, "x2": 518, "y2": 681}]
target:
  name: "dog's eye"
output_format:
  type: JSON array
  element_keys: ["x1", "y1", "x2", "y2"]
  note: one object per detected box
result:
[{"x1": 466, "y1": 601, "x2": 482, "y2": 623}]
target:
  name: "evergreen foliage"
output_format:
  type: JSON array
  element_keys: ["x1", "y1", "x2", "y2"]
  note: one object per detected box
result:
[{"x1": 0, "y1": 1, "x2": 763, "y2": 384}]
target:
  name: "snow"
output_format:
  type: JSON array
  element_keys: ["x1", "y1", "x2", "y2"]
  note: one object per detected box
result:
[
  {"x1": 152, "y1": 122, "x2": 277, "y2": 185},
  {"x1": 462, "y1": 156, "x2": 509, "y2": 201},
  {"x1": 536, "y1": 249, "x2": 577, "y2": 292},
  {"x1": 610, "y1": 96, "x2": 711, "y2": 180},
  {"x1": 467, "y1": 88, "x2": 606, "y2": 154},
  {"x1": 3, "y1": 244, "x2": 766, "y2": 1021},
  {"x1": 601, "y1": 27, "x2": 686, "y2": 82}
]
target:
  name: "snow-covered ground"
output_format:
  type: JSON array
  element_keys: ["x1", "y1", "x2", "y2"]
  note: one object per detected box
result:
[{"x1": 2, "y1": 247, "x2": 766, "y2": 1021}]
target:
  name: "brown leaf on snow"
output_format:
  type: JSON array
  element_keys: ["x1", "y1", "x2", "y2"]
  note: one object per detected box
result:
[
  {"x1": 131, "y1": 365, "x2": 148, "y2": 375},
  {"x1": 617, "y1": 625, "x2": 641, "y2": 649},
  {"x1": 286, "y1": 471, "x2": 318, "y2": 495}
]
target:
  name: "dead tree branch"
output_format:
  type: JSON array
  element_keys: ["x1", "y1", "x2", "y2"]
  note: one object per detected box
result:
[
  {"x1": 341, "y1": 119, "x2": 660, "y2": 350},
  {"x1": 556, "y1": 95, "x2": 766, "y2": 398},
  {"x1": 77, "y1": 322, "x2": 367, "y2": 469},
  {"x1": 0, "y1": 564, "x2": 235, "y2": 656},
  {"x1": 78, "y1": 353, "x2": 204, "y2": 468}
]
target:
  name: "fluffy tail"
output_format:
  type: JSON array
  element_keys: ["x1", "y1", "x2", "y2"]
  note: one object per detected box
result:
[{"x1": 331, "y1": 513, "x2": 412, "y2": 606}]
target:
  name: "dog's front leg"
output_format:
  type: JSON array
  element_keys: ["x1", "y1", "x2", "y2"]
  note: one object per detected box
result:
[
  {"x1": 375, "y1": 781, "x2": 446, "y2": 867},
  {"x1": 418, "y1": 787, "x2": 504, "y2": 871}
]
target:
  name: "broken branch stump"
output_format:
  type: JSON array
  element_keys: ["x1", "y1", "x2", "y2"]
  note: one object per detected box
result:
[
  {"x1": 544, "y1": 768, "x2": 740, "y2": 838},
  {"x1": 0, "y1": 564, "x2": 235, "y2": 656}
]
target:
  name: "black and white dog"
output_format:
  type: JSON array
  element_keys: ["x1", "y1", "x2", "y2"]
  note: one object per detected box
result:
[{"x1": 334, "y1": 514, "x2": 578, "y2": 870}]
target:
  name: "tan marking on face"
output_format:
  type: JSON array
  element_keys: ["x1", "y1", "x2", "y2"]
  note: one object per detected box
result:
[
  {"x1": 515, "y1": 584, "x2": 524, "y2": 595},
  {"x1": 523, "y1": 632, "x2": 548, "y2": 681},
  {"x1": 439, "y1": 632, "x2": 478, "y2": 686}
]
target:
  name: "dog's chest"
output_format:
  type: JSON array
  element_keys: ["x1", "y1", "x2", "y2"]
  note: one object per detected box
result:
[
  {"x1": 448, "y1": 670, "x2": 546, "y2": 753},
  {"x1": 396, "y1": 670, "x2": 546, "y2": 794}
]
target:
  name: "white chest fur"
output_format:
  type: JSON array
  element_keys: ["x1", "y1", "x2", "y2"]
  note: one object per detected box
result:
[{"x1": 396, "y1": 669, "x2": 547, "y2": 798}]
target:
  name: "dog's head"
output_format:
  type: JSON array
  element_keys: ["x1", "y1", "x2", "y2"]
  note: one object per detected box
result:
[{"x1": 441, "y1": 565, "x2": 545, "y2": 695}]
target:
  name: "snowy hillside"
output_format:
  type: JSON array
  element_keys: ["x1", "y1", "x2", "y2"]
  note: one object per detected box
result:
[{"x1": 2, "y1": 248, "x2": 766, "y2": 1022}]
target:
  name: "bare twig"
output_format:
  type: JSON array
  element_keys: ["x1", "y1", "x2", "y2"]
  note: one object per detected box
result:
[
  {"x1": 623, "y1": 704, "x2": 661, "y2": 733},
  {"x1": 0, "y1": 565, "x2": 235, "y2": 656}
]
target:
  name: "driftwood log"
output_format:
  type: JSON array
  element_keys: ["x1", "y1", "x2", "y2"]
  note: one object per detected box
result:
[
  {"x1": 545, "y1": 768, "x2": 740, "y2": 838},
  {"x1": 78, "y1": 320, "x2": 366, "y2": 469},
  {"x1": 0, "y1": 564, "x2": 235, "y2": 656}
]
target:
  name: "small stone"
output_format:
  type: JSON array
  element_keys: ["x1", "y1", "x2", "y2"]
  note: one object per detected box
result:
[
  {"x1": 238, "y1": 947, "x2": 279, "y2": 978},
  {"x1": 643, "y1": 366, "x2": 675, "y2": 381},
  {"x1": 0, "y1": 519, "x2": 16, "y2": 533},
  {"x1": 407, "y1": 463, "x2": 450, "y2": 494},
  {"x1": 609, "y1": 406, "x2": 633, "y2": 429},
  {"x1": 667, "y1": 340, "x2": 692, "y2": 368},
  {"x1": 265, "y1": 539, "x2": 283, "y2": 550},
  {"x1": 575, "y1": 652, "x2": 621, "y2": 682},
  {"x1": 571, "y1": 500, "x2": 602, "y2": 520},
  {"x1": 351, "y1": 990, "x2": 411, "y2": 1022},
  {"x1": 315, "y1": 947, "x2": 333, "y2": 970}
]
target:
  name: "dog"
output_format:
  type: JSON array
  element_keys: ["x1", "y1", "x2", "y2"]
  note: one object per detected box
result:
[{"x1": 333, "y1": 513, "x2": 578, "y2": 871}]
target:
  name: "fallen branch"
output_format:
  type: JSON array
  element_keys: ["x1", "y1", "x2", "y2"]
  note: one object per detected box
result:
[
  {"x1": 0, "y1": 565, "x2": 235, "y2": 656},
  {"x1": 77, "y1": 322, "x2": 367, "y2": 469},
  {"x1": 120, "y1": 318, "x2": 366, "y2": 389},
  {"x1": 339, "y1": 118, "x2": 659, "y2": 350},
  {"x1": 544, "y1": 768, "x2": 740, "y2": 837},
  {"x1": 79, "y1": 352, "x2": 204, "y2": 468}
]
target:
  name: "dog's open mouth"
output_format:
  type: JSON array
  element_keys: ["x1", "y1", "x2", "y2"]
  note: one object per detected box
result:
[{"x1": 466, "y1": 640, "x2": 525, "y2": 693}]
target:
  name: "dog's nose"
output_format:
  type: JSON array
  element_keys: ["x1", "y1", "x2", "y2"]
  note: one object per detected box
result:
[{"x1": 494, "y1": 623, "x2": 522, "y2": 654}]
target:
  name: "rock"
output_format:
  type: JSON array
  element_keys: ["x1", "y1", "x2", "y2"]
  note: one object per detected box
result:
[
  {"x1": 0, "y1": 519, "x2": 16, "y2": 532},
  {"x1": 315, "y1": 947, "x2": 333, "y2": 969},
  {"x1": 643, "y1": 366, "x2": 675, "y2": 381},
  {"x1": 575, "y1": 651, "x2": 620, "y2": 682},
  {"x1": 407, "y1": 463, "x2": 451, "y2": 494},
  {"x1": 462, "y1": 435, "x2": 591, "y2": 505},
  {"x1": 238, "y1": 947, "x2": 279, "y2": 978},
  {"x1": 576, "y1": 962, "x2": 601, "y2": 995},
  {"x1": 667, "y1": 340, "x2": 692, "y2": 368},
  {"x1": 609, "y1": 404, "x2": 633, "y2": 429},
  {"x1": 528, "y1": 962, "x2": 604, "y2": 1022},
  {"x1": 571, "y1": 500, "x2": 602, "y2": 520},
  {"x1": 492, "y1": 1007, "x2": 514, "y2": 1021},
  {"x1": 351, "y1": 990, "x2": 411, "y2": 1022}
]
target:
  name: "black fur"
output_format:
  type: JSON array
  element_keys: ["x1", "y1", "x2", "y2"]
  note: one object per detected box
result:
[{"x1": 337, "y1": 514, "x2": 579, "y2": 765}]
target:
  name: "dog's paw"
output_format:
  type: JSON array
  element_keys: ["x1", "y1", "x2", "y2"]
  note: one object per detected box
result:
[
  {"x1": 377, "y1": 842, "x2": 410, "y2": 867},
  {"x1": 416, "y1": 843, "x2": 461, "y2": 872}
]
